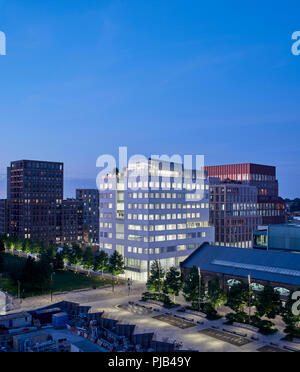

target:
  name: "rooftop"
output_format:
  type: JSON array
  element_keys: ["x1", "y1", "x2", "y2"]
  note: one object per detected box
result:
[
  {"x1": 181, "y1": 243, "x2": 300, "y2": 286},
  {"x1": 0, "y1": 312, "x2": 31, "y2": 321}
]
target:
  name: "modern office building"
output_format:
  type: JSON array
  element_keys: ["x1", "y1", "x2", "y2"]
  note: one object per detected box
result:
[
  {"x1": 56, "y1": 198, "x2": 83, "y2": 245},
  {"x1": 181, "y1": 243, "x2": 300, "y2": 297},
  {"x1": 205, "y1": 163, "x2": 286, "y2": 225},
  {"x1": 76, "y1": 189, "x2": 99, "y2": 245},
  {"x1": 253, "y1": 224, "x2": 300, "y2": 253},
  {"x1": 99, "y1": 159, "x2": 215, "y2": 281},
  {"x1": 0, "y1": 199, "x2": 9, "y2": 235},
  {"x1": 209, "y1": 181, "x2": 262, "y2": 248},
  {"x1": 7, "y1": 160, "x2": 64, "y2": 244}
]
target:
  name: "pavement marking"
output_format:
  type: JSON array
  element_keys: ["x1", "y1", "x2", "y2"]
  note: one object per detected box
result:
[
  {"x1": 199, "y1": 328, "x2": 252, "y2": 347},
  {"x1": 153, "y1": 314, "x2": 196, "y2": 329}
]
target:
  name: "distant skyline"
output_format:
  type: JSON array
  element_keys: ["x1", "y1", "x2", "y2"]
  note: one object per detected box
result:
[{"x1": 0, "y1": 0, "x2": 299, "y2": 198}]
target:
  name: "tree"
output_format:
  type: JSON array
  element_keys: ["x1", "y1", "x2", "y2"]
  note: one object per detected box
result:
[
  {"x1": 14, "y1": 238, "x2": 23, "y2": 253},
  {"x1": 281, "y1": 291, "x2": 300, "y2": 338},
  {"x1": 147, "y1": 261, "x2": 165, "y2": 294},
  {"x1": 182, "y1": 266, "x2": 205, "y2": 310},
  {"x1": 53, "y1": 252, "x2": 64, "y2": 272},
  {"x1": 108, "y1": 251, "x2": 125, "y2": 292},
  {"x1": 82, "y1": 247, "x2": 95, "y2": 274},
  {"x1": 226, "y1": 282, "x2": 250, "y2": 313},
  {"x1": 0, "y1": 239, "x2": 5, "y2": 253},
  {"x1": 22, "y1": 239, "x2": 32, "y2": 254},
  {"x1": 61, "y1": 246, "x2": 71, "y2": 266},
  {"x1": 94, "y1": 250, "x2": 109, "y2": 276},
  {"x1": 70, "y1": 244, "x2": 83, "y2": 272},
  {"x1": 256, "y1": 284, "x2": 282, "y2": 319},
  {"x1": 163, "y1": 267, "x2": 183, "y2": 303},
  {"x1": 208, "y1": 276, "x2": 227, "y2": 310},
  {"x1": 35, "y1": 254, "x2": 53, "y2": 289},
  {"x1": 0, "y1": 254, "x2": 4, "y2": 273}
]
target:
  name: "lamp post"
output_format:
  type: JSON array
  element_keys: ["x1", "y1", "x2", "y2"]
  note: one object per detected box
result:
[
  {"x1": 158, "y1": 260, "x2": 161, "y2": 301},
  {"x1": 248, "y1": 274, "x2": 251, "y2": 324},
  {"x1": 198, "y1": 267, "x2": 202, "y2": 313},
  {"x1": 17, "y1": 280, "x2": 21, "y2": 301},
  {"x1": 50, "y1": 272, "x2": 55, "y2": 303}
]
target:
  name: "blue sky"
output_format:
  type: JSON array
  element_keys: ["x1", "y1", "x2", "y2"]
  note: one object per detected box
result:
[{"x1": 0, "y1": 0, "x2": 299, "y2": 198}]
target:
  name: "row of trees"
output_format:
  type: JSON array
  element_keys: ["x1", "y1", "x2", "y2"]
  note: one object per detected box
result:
[
  {"x1": 146, "y1": 262, "x2": 300, "y2": 337},
  {"x1": 0, "y1": 235, "x2": 126, "y2": 292}
]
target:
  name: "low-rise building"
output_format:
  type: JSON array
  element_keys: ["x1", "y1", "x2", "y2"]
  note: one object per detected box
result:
[
  {"x1": 0, "y1": 312, "x2": 32, "y2": 329},
  {"x1": 181, "y1": 242, "x2": 300, "y2": 296}
]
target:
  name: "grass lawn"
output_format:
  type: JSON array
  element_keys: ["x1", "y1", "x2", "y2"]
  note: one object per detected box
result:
[{"x1": 0, "y1": 253, "x2": 114, "y2": 298}]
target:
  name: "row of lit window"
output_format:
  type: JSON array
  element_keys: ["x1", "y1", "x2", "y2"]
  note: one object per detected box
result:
[{"x1": 127, "y1": 213, "x2": 202, "y2": 221}]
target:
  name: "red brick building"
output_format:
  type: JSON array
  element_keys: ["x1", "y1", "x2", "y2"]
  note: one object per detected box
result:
[{"x1": 205, "y1": 164, "x2": 286, "y2": 225}]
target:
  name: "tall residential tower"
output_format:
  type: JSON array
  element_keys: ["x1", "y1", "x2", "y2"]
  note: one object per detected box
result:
[{"x1": 7, "y1": 160, "x2": 64, "y2": 244}]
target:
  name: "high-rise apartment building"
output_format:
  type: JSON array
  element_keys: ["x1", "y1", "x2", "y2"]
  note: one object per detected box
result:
[
  {"x1": 209, "y1": 181, "x2": 262, "y2": 248},
  {"x1": 7, "y1": 160, "x2": 64, "y2": 244},
  {"x1": 56, "y1": 198, "x2": 83, "y2": 245},
  {"x1": 76, "y1": 189, "x2": 100, "y2": 245},
  {"x1": 99, "y1": 160, "x2": 215, "y2": 281},
  {"x1": 205, "y1": 163, "x2": 286, "y2": 225},
  {"x1": 0, "y1": 199, "x2": 9, "y2": 235}
]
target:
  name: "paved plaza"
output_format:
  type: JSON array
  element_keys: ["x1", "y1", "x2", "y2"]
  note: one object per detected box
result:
[{"x1": 4, "y1": 283, "x2": 300, "y2": 352}]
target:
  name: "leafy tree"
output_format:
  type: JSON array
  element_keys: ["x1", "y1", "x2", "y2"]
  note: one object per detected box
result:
[
  {"x1": 70, "y1": 244, "x2": 83, "y2": 271},
  {"x1": 0, "y1": 239, "x2": 4, "y2": 253},
  {"x1": 20, "y1": 257, "x2": 36, "y2": 286},
  {"x1": 182, "y1": 266, "x2": 205, "y2": 310},
  {"x1": 82, "y1": 247, "x2": 95, "y2": 274},
  {"x1": 226, "y1": 282, "x2": 250, "y2": 313},
  {"x1": 94, "y1": 250, "x2": 109, "y2": 275},
  {"x1": 208, "y1": 276, "x2": 227, "y2": 309},
  {"x1": 163, "y1": 267, "x2": 183, "y2": 303},
  {"x1": 22, "y1": 239, "x2": 32, "y2": 254},
  {"x1": 0, "y1": 254, "x2": 4, "y2": 273},
  {"x1": 35, "y1": 254, "x2": 53, "y2": 288},
  {"x1": 108, "y1": 251, "x2": 125, "y2": 292},
  {"x1": 61, "y1": 246, "x2": 71, "y2": 266},
  {"x1": 256, "y1": 284, "x2": 282, "y2": 319},
  {"x1": 53, "y1": 252, "x2": 65, "y2": 272},
  {"x1": 281, "y1": 291, "x2": 300, "y2": 338},
  {"x1": 14, "y1": 238, "x2": 23, "y2": 252},
  {"x1": 147, "y1": 261, "x2": 165, "y2": 294}
]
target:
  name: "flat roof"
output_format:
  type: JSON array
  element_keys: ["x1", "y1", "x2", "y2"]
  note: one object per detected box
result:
[
  {"x1": 181, "y1": 243, "x2": 300, "y2": 286},
  {"x1": 0, "y1": 312, "x2": 31, "y2": 321}
]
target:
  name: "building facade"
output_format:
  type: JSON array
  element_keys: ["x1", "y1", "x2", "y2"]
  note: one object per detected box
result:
[
  {"x1": 56, "y1": 199, "x2": 83, "y2": 245},
  {"x1": 0, "y1": 199, "x2": 9, "y2": 235},
  {"x1": 209, "y1": 181, "x2": 262, "y2": 248},
  {"x1": 253, "y1": 224, "x2": 300, "y2": 253},
  {"x1": 76, "y1": 189, "x2": 99, "y2": 245},
  {"x1": 181, "y1": 243, "x2": 300, "y2": 298},
  {"x1": 7, "y1": 160, "x2": 64, "y2": 244},
  {"x1": 99, "y1": 160, "x2": 215, "y2": 281},
  {"x1": 205, "y1": 163, "x2": 286, "y2": 225}
]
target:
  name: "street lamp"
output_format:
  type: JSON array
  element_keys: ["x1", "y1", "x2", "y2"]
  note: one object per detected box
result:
[
  {"x1": 248, "y1": 274, "x2": 251, "y2": 324},
  {"x1": 17, "y1": 280, "x2": 21, "y2": 301},
  {"x1": 50, "y1": 272, "x2": 55, "y2": 303},
  {"x1": 198, "y1": 267, "x2": 202, "y2": 313}
]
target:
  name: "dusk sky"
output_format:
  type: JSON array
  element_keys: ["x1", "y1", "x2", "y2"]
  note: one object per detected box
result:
[{"x1": 0, "y1": 0, "x2": 299, "y2": 198}]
